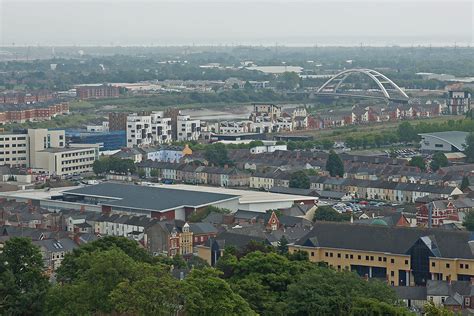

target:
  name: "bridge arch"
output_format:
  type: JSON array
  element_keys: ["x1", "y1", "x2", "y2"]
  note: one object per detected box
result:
[{"x1": 316, "y1": 68, "x2": 409, "y2": 100}]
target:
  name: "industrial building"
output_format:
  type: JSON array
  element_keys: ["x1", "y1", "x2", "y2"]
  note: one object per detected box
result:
[{"x1": 419, "y1": 131, "x2": 469, "y2": 152}]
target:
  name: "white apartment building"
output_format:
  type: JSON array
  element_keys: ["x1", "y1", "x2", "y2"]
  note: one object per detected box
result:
[
  {"x1": 150, "y1": 112, "x2": 172, "y2": 144},
  {"x1": 126, "y1": 114, "x2": 152, "y2": 148},
  {"x1": 177, "y1": 115, "x2": 201, "y2": 141},
  {"x1": 86, "y1": 121, "x2": 109, "y2": 132},
  {"x1": 218, "y1": 121, "x2": 250, "y2": 134},
  {"x1": 127, "y1": 112, "x2": 173, "y2": 148}
]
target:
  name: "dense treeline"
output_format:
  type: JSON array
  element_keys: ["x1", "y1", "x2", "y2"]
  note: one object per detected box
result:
[
  {"x1": 0, "y1": 236, "x2": 412, "y2": 315},
  {"x1": 2, "y1": 46, "x2": 474, "y2": 91}
]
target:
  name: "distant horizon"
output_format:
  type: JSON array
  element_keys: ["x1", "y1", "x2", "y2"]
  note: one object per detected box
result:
[{"x1": 1, "y1": 1, "x2": 472, "y2": 47}]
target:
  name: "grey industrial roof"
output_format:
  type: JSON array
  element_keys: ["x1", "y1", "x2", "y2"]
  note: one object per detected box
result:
[
  {"x1": 419, "y1": 131, "x2": 469, "y2": 151},
  {"x1": 63, "y1": 183, "x2": 239, "y2": 212},
  {"x1": 296, "y1": 222, "x2": 474, "y2": 259}
]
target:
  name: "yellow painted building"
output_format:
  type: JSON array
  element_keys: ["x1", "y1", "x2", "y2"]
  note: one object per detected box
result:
[{"x1": 289, "y1": 222, "x2": 474, "y2": 286}]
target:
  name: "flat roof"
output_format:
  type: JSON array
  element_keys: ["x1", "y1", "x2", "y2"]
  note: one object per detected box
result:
[
  {"x1": 419, "y1": 131, "x2": 469, "y2": 151},
  {"x1": 38, "y1": 147, "x2": 95, "y2": 153},
  {"x1": 159, "y1": 184, "x2": 316, "y2": 204},
  {"x1": 63, "y1": 183, "x2": 239, "y2": 212}
]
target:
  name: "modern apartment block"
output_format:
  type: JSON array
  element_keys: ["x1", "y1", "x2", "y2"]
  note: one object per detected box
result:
[
  {"x1": 176, "y1": 114, "x2": 201, "y2": 141},
  {"x1": 126, "y1": 111, "x2": 173, "y2": 148},
  {"x1": 108, "y1": 112, "x2": 128, "y2": 131},
  {"x1": 447, "y1": 91, "x2": 471, "y2": 115},
  {"x1": 0, "y1": 129, "x2": 97, "y2": 177},
  {"x1": 127, "y1": 111, "x2": 199, "y2": 147}
]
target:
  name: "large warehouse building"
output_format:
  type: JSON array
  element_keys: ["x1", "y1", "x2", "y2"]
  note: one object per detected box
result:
[
  {"x1": 0, "y1": 183, "x2": 316, "y2": 221},
  {"x1": 419, "y1": 131, "x2": 469, "y2": 152}
]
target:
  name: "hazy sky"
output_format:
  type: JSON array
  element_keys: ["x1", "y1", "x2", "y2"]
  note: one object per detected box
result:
[{"x1": 0, "y1": 0, "x2": 473, "y2": 46}]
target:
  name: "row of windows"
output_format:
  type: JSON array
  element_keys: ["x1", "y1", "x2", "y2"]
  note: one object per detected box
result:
[
  {"x1": 62, "y1": 157, "x2": 94, "y2": 165},
  {"x1": 432, "y1": 262, "x2": 470, "y2": 269},
  {"x1": 0, "y1": 157, "x2": 27, "y2": 161},
  {"x1": 0, "y1": 143, "x2": 27, "y2": 148},
  {"x1": 61, "y1": 164, "x2": 92, "y2": 172},
  {"x1": 0, "y1": 136, "x2": 26, "y2": 141},
  {"x1": 0, "y1": 150, "x2": 27, "y2": 154},
  {"x1": 60, "y1": 150, "x2": 94, "y2": 158},
  {"x1": 323, "y1": 252, "x2": 409, "y2": 265}
]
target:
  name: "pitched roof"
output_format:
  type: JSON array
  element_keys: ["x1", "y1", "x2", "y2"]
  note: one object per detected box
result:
[{"x1": 296, "y1": 222, "x2": 474, "y2": 259}]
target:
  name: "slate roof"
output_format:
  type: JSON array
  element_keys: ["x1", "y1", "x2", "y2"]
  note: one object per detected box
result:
[
  {"x1": 63, "y1": 183, "x2": 239, "y2": 212},
  {"x1": 394, "y1": 286, "x2": 427, "y2": 300},
  {"x1": 296, "y1": 222, "x2": 474, "y2": 259}
]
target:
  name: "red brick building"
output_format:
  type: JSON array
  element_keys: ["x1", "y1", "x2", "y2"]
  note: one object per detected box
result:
[{"x1": 76, "y1": 84, "x2": 120, "y2": 100}]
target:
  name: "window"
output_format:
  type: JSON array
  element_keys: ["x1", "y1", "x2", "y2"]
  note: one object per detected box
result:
[
  {"x1": 330, "y1": 253, "x2": 333, "y2": 258},
  {"x1": 358, "y1": 255, "x2": 361, "y2": 260},
  {"x1": 391, "y1": 259, "x2": 395, "y2": 264},
  {"x1": 432, "y1": 262, "x2": 436, "y2": 267},
  {"x1": 311, "y1": 252, "x2": 315, "y2": 257},
  {"x1": 383, "y1": 257, "x2": 387, "y2": 262},
  {"x1": 378, "y1": 257, "x2": 382, "y2": 262},
  {"x1": 370, "y1": 256, "x2": 374, "y2": 261},
  {"x1": 466, "y1": 264, "x2": 470, "y2": 269},
  {"x1": 366, "y1": 256, "x2": 369, "y2": 260},
  {"x1": 345, "y1": 254, "x2": 349, "y2": 259},
  {"x1": 350, "y1": 254, "x2": 354, "y2": 259},
  {"x1": 337, "y1": 253, "x2": 341, "y2": 258},
  {"x1": 325, "y1": 252, "x2": 329, "y2": 257},
  {"x1": 446, "y1": 263, "x2": 450, "y2": 268},
  {"x1": 390, "y1": 271, "x2": 395, "y2": 277},
  {"x1": 405, "y1": 260, "x2": 409, "y2": 265},
  {"x1": 461, "y1": 264, "x2": 464, "y2": 269}
]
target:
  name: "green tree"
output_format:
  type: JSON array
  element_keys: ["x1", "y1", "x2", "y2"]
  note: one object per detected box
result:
[
  {"x1": 137, "y1": 169, "x2": 146, "y2": 178},
  {"x1": 461, "y1": 176, "x2": 470, "y2": 191},
  {"x1": 285, "y1": 267, "x2": 400, "y2": 315},
  {"x1": 408, "y1": 156, "x2": 426, "y2": 171},
  {"x1": 397, "y1": 121, "x2": 416, "y2": 143},
  {"x1": 464, "y1": 132, "x2": 474, "y2": 162},
  {"x1": 204, "y1": 143, "x2": 232, "y2": 166},
  {"x1": 463, "y1": 211, "x2": 474, "y2": 231},
  {"x1": 109, "y1": 269, "x2": 181, "y2": 315},
  {"x1": 326, "y1": 150, "x2": 344, "y2": 177},
  {"x1": 277, "y1": 72, "x2": 300, "y2": 90},
  {"x1": 277, "y1": 235, "x2": 289, "y2": 254},
  {"x1": 150, "y1": 169, "x2": 160, "y2": 178},
  {"x1": 0, "y1": 237, "x2": 50, "y2": 315},
  {"x1": 244, "y1": 81, "x2": 253, "y2": 90},
  {"x1": 289, "y1": 170, "x2": 310, "y2": 189},
  {"x1": 57, "y1": 236, "x2": 154, "y2": 282},
  {"x1": 46, "y1": 248, "x2": 176, "y2": 315},
  {"x1": 182, "y1": 268, "x2": 256, "y2": 315},
  {"x1": 430, "y1": 152, "x2": 448, "y2": 171},
  {"x1": 423, "y1": 301, "x2": 454, "y2": 315},
  {"x1": 313, "y1": 205, "x2": 351, "y2": 222}
]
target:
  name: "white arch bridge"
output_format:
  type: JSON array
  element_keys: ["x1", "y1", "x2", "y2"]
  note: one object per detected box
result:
[{"x1": 315, "y1": 68, "x2": 409, "y2": 102}]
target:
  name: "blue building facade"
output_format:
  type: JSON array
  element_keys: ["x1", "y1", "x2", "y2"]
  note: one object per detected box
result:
[{"x1": 66, "y1": 130, "x2": 126, "y2": 151}]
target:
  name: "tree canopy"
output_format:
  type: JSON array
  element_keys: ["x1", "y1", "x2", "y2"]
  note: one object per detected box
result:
[
  {"x1": 430, "y1": 152, "x2": 448, "y2": 171},
  {"x1": 204, "y1": 143, "x2": 233, "y2": 167},
  {"x1": 408, "y1": 156, "x2": 426, "y2": 171},
  {"x1": 326, "y1": 150, "x2": 344, "y2": 177},
  {"x1": 465, "y1": 132, "x2": 474, "y2": 163},
  {"x1": 0, "y1": 237, "x2": 50, "y2": 316},
  {"x1": 463, "y1": 212, "x2": 474, "y2": 231},
  {"x1": 289, "y1": 170, "x2": 310, "y2": 189},
  {"x1": 313, "y1": 205, "x2": 351, "y2": 222}
]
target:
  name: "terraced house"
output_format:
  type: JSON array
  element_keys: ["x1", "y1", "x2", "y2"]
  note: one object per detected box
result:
[{"x1": 290, "y1": 222, "x2": 474, "y2": 287}]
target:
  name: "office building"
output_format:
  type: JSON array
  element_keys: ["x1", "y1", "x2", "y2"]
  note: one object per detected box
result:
[{"x1": 0, "y1": 129, "x2": 97, "y2": 177}]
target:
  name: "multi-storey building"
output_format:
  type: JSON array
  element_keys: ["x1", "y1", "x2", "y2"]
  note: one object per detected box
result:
[
  {"x1": 75, "y1": 84, "x2": 120, "y2": 100},
  {"x1": 290, "y1": 222, "x2": 474, "y2": 287},
  {"x1": 0, "y1": 102, "x2": 69, "y2": 124},
  {"x1": 108, "y1": 112, "x2": 128, "y2": 131},
  {"x1": 0, "y1": 129, "x2": 97, "y2": 177},
  {"x1": 126, "y1": 111, "x2": 174, "y2": 148},
  {"x1": 176, "y1": 114, "x2": 201, "y2": 141},
  {"x1": 126, "y1": 114, "x2": 152, "y2": 147},
  {"x1": 447, "y1": 91, "x2": 471, "y2": 115}
]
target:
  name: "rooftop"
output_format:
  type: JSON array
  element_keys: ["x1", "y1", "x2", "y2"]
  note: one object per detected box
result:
[
  {"x1": 419, "y1": 131, "x2": 469, "y2": 151},
  {"x1": 63, "y1": 183, "x2": 239, "y2": 212}
]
